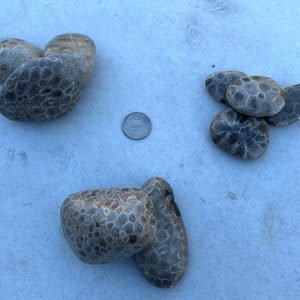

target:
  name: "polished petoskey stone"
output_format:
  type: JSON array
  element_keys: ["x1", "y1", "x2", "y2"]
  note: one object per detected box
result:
[
  {"x1": 0, "y1": 38, "x2": 43, "y2": 84},
  {"x1": 135, "y1": 177, "x2": 188, "y2": 288},
  {"x1": 44, "y1": 33, "x2": 96, "y2": 86},
  {"x1": 226, "y1": 76, "x2": 285, "y2": 117},
  {"x1": 60, "y1": 188, "x2": 157, "y2": 264},
  {"x1": 266, "y1": 84, "x2": 300, "y2": 127},
  {"x1": 210, "y1": 108, "x2": 269, "y2": 160},
  {"x1": 205, "y1": 70, "x2": 247, "y2": 104},
  {"x1": 0, "y1": 33, "x2": 96, "y2": 121},
  {"x1": 0, "y1": 57, "x2": 82, "y2": 121}
]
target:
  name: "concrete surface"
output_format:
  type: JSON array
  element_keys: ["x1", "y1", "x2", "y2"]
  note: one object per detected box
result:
[{"x1": 0, "y1": 1, "x2": 300, "y2": 299}]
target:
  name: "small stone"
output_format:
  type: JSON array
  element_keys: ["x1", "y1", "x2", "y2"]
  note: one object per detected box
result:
[
  {"x1": 205, "y1": 70, "x2": 247, "y2": 104},
  {"x1": 266, "y1": 84, "x2": 300, "y2": 127},
  {"x1": 226, "y1": 76, "x2": 285, "y2": 117},
  {"x1": 135, "y1": 177, "x2": 188, "y2": 288},
  {"x1": 210, "y1": 108, "x2": 269, "y2": 160}
]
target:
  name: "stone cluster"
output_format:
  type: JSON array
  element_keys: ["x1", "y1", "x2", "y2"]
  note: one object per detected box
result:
[
  {"x1": 60, "y1": 177, "x2": 188, "y2": 288},
  {"x1": 0, "y1": 34, "x2": 96, "y2": 121},
  {"x1": 205, "y1": 70, "x2": 300, "y2": 160}
]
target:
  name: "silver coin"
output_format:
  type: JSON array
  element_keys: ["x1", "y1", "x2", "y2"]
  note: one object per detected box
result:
[{"x1": 122, "y1": 112, "x2": 152, "y2": 140}]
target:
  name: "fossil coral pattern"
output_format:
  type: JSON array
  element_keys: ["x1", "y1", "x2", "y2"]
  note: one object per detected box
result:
[{"x1": 0, "y1": 34, "x2": 95, "y2": 121}]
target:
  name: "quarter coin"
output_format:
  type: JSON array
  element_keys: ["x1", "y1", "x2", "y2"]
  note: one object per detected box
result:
[{"x1": 122, "y1": 112, "x2": 152, "y2": 140}]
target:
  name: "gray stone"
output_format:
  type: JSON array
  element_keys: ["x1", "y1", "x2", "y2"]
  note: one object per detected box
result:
[
  {"x1": 210, "y1": 108, "x2": 269, "y2": 160},
  {"x1": 205, "y1": 70, "x2": 247, "y2": 104},
  {"x1": 266, "y1": 84, "x2": 300, "y2": 126},
  {"x1": 226, "y1": 76, "x2": 285, "y2": 117}
]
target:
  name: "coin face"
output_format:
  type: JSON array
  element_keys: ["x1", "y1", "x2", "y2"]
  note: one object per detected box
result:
[{"x1": 122, "y1": 112, "x2": 152, "y2": 140}]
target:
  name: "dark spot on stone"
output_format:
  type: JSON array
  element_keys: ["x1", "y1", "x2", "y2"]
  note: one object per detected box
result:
[
  {"x1": 260, "y1": 83, "x2": 269, "y2": 90},
  {"x1": 252, "y1": 76, "x2": 261, "y2": 80},
  {"x1": 164, "y1": 189, "x2": 173, "y2": 198},
  {"x1": 79, "y1": 250, "x2": 87, "y2": 257},
  {"x1": 52, "y1": 89, "x2": 63, "y2": 97},
  {"x1": 50, "y1": 75, "x2": 61, "y2": 85},
  {"x1": 242, "y1": 77, "x2": 251, "y2": 82},
  {"x1": 170, "y1": 199, "x2": 181, "y2": 217},
  {"x1": 129, "y1": 235, "x2": 137, "y2": 243},
  {"x1": 5, "y1": 92, "x2": 15, "y2": 100},
  {"x1": 250, "y1": 98, "x2": 258, "y2": 109},
  {"x1": 234, "y1": 92, "x2": 244, "y2": 101}
]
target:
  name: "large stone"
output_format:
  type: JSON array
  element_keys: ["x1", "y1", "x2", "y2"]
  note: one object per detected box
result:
[{"x1": 60, "y1": 188, "x2": 157, "y2": 264}]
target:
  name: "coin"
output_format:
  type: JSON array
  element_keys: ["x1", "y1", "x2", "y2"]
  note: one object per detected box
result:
[{"x1": 122, "y1": 112, "x2": 152, "y2": 140}]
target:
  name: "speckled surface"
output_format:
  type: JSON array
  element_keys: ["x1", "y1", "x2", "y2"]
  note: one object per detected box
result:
[
  {"x1": 60, "y1": 187, "x2": 157, "y2": 264},
  {"x1": 1, "y1": 1, "x2": 300, "y2": 299}
]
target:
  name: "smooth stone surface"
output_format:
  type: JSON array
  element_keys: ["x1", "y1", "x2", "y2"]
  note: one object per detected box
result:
[
  {"x1": 44, "y1": 33, "x2": 96, "y2": 86},
  {"x1": 0, "y1": 57, "x2": 81, "y2": 121},
  {"x1": 135, "y1": 177, "x2": 188, "y2": 288},
  {"x1": 205, "y1": 70, "x2": 247, "y2": 104},
  {"x1": 0, "y1": 38, "x2": 43, "y2": 84},
  {"x1": 266, "y1": 84, "x2": 300, "y2": 126},
  {"x1": 210, "y1": 108, "x2": 269, "y2": 160},
  {"x1": 60, "y1": 187, "x2": 157, "y2": 264},
  {"x1": 226, "y1": 76, "x2": 285, "y2": 117}
]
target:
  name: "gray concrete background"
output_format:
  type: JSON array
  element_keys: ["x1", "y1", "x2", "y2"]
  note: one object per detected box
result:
[{"x1": 0, "y1": 1, "x2": 300, "y2": 299}]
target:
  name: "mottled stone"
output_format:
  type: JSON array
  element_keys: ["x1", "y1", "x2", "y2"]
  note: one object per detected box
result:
[
  {"x1": 44, "y1": 33, "x2": 96, "y2": 86},
  {"x1": 226, "y1": 76, "x2": 285, "y2": 117},
  {"x1": 60, "y1": 188, "x2": 157, "y2": 264},
  {"x1": 0, "y1": 38, "x2": 43, "y2": 84},
  {"x1": 210, "y1": 108, "x2": 269, "y2": 160},
  {"x1": 266, "y1": 84, "x2": 300, "y2": 126},
  {"x1": 135, "y1": 177, "x2": 188, "y2": 288},
  {"x1": 0, "y1": 33, "x2": 96, "y2": 122},
  {"x1": 205, "y1": 70, "x2": 247, "y2": 104},
  {"x1": 0, "y1": 57, "x2": 81, "y2": 121}
]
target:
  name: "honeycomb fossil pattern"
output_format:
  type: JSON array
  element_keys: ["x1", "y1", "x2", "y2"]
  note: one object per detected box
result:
[
  {"x1": 205, "y1": 70, "x2": 300, "y2": 159},
  {"x1": 210, "y1": 108, "x2": 269, "y2": 160},
  {"x1": 226, "y1": 76, "x2": 285, "y2": 117},
  {"x1": 135, "y1": 177, "x2": 188, "y2": 288},
  {"x1": 0, "y1": 33, "x2": 96, "y2": 121},
  {"x1": 266, "y1": 84, "x2": 300, "y2": 127},
  {"x1": 0, "y1": 38, "x2": 43, "y2": 84},
  {"x1": 60, "y1": 188, "x2": 157, "y2": 264},
  {"x1": 205, "y1": 70, "x2": 247, "y2": 104},
  {"x1": 0, "y1": 57, "x2": 82, "y2": 121}
]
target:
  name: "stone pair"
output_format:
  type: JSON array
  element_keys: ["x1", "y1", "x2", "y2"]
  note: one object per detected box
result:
[
  {"x1": 60, "y1": 177, "x2": 188, "y2": 288},
  {"x1": 0, "y1": 33, "x2": 96, "y2": 121}
]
